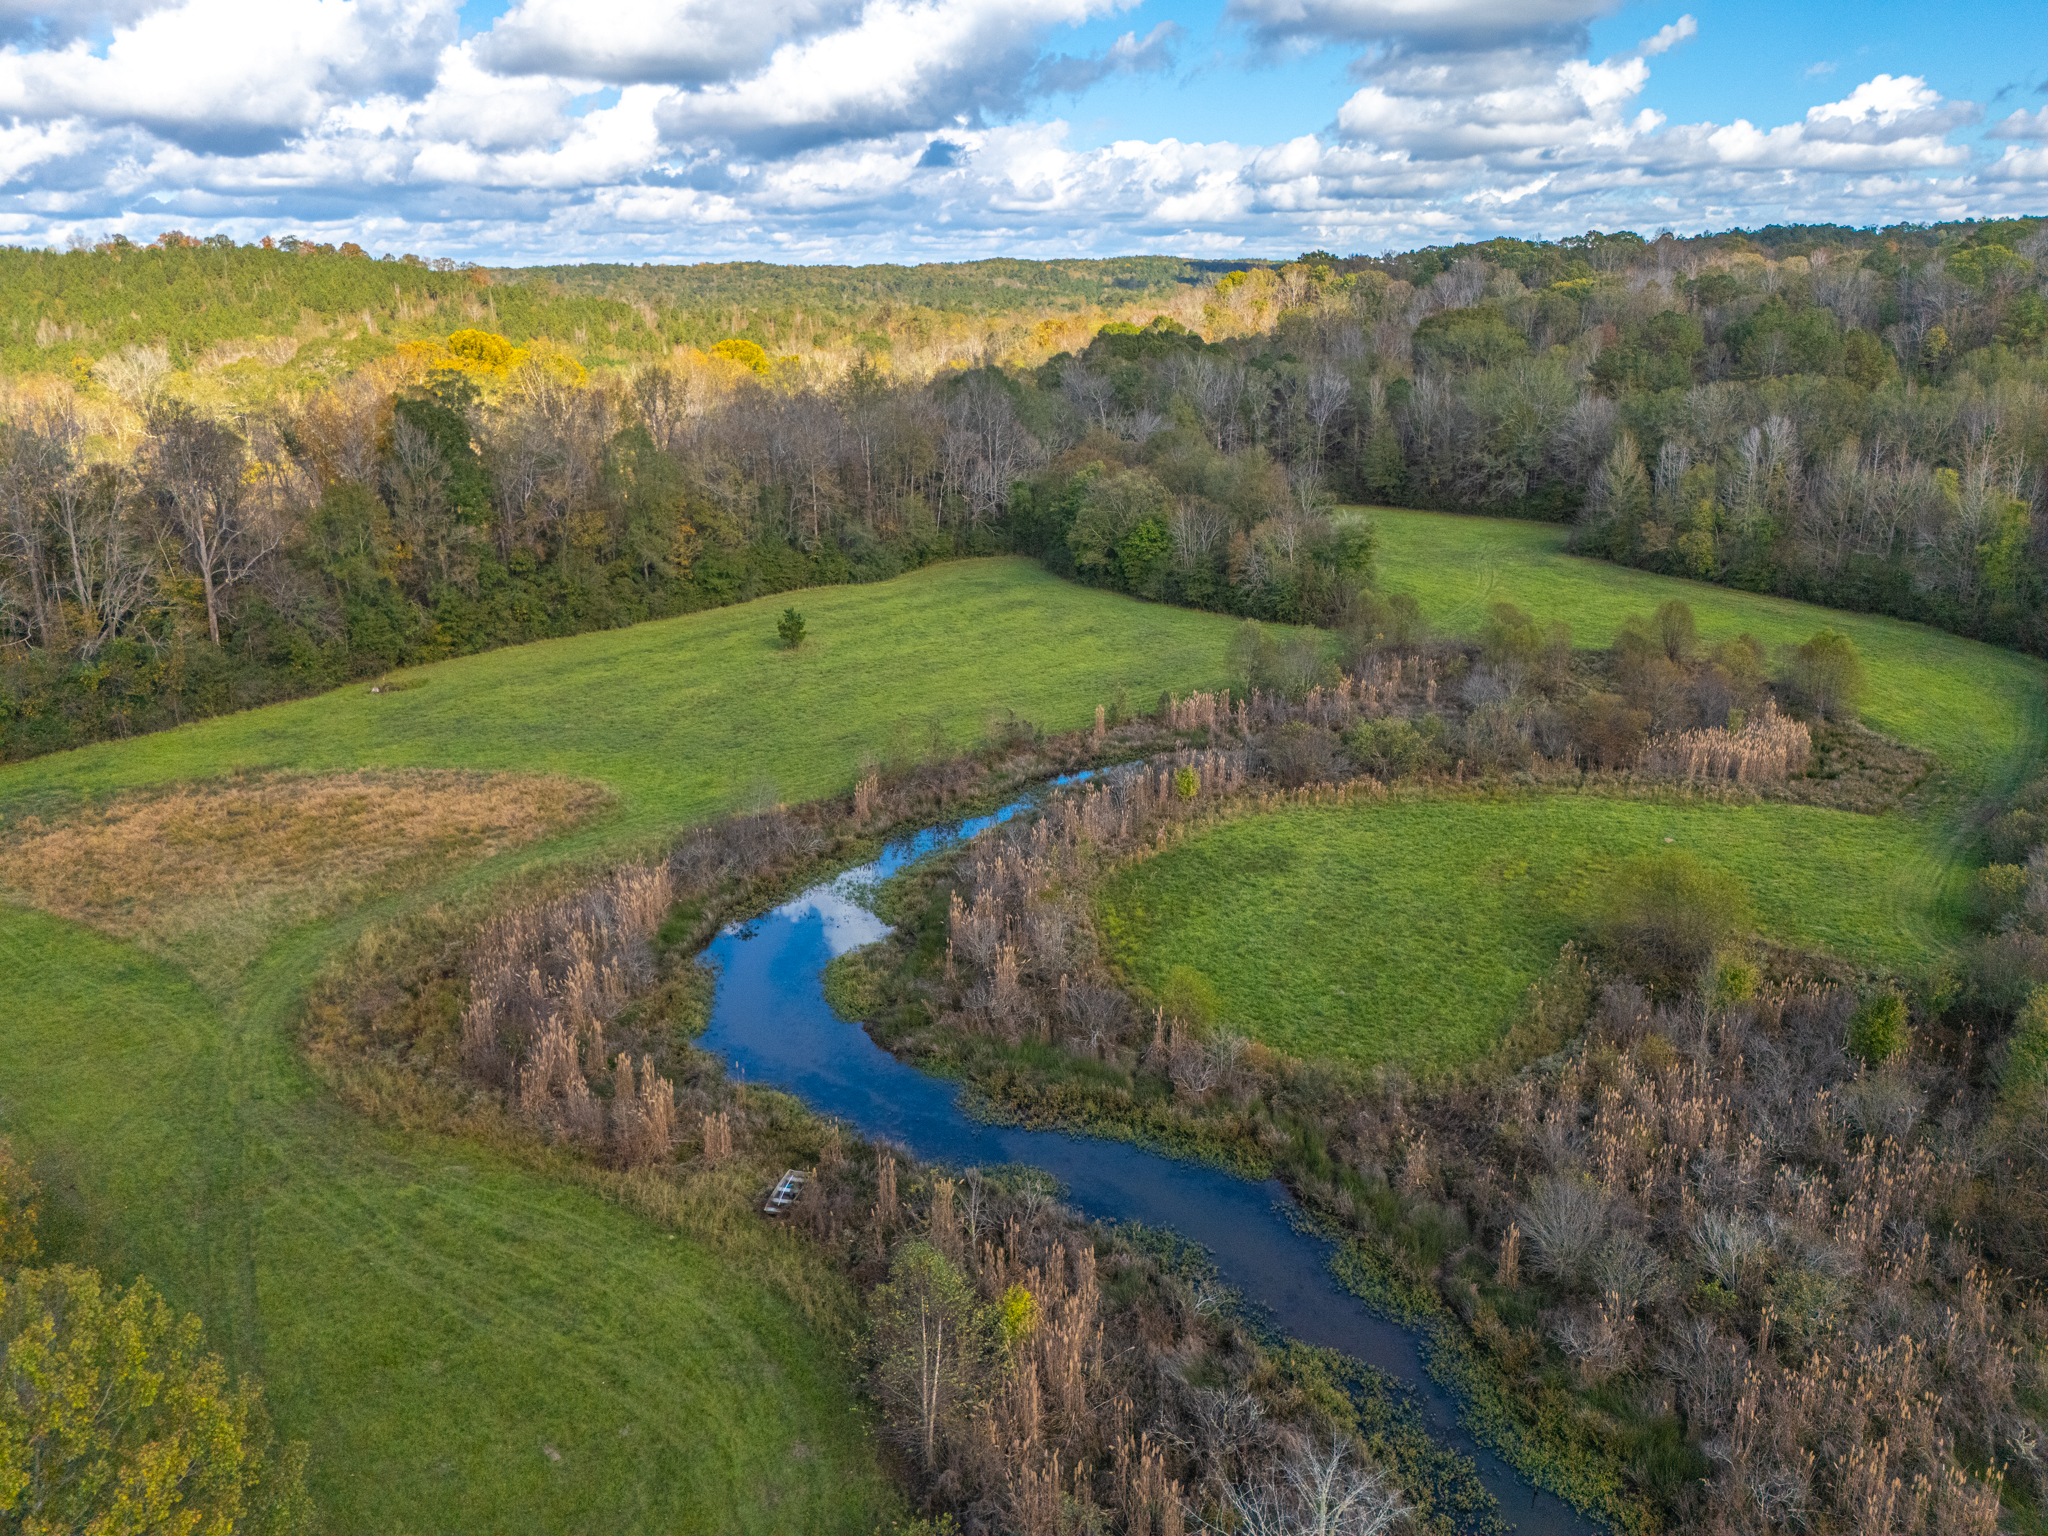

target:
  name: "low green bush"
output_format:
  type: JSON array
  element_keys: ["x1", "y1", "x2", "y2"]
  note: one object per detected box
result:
[
  {"x1": 1345, "y1": 715, "x2": 1449, "y2": 777},
  {"x1": 1592, "y1": 851, "x2": 1750, "y2": 996},
  {"x1": 1846, "y1": 991, "x2": 1910, "y2": 1067},
  {"x1": 2001, "y1": 987, "x2": 2048, "y2": 1104},
  {"x1": 1971, "y1": 863, "x2": 2028, "y2": 928}
]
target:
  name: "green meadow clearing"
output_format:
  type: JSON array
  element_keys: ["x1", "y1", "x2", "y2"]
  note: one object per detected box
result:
[
  {"x1": 1372, "y1": 507, "x2": 2040, "y2": 791},
  {"x1": 0, "y1": 559, "x2": 1244, "y2": 1533},
  {"x1": 1100, "y1": 510, "x2": 2048, "y2": 1067},
  {"x1": 0, "y1": 558, "x2": 1237, "y2": 828},
  {"x1": 1101, "y1": 794, "x2": 1933, "y2": 1067}
]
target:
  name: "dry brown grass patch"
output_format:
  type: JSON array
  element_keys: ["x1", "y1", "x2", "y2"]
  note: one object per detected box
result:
[{"x1": 0, "y1": 769, "x2": 608, "y2": 981}]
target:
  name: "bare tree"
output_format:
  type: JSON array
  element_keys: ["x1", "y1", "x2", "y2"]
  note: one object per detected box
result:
[
  {"x1": 1219, "y1": 1439, "x2": 1407, "y2": 1536},
  {"x1": 769, "y1": 391, "x2": 843, "y2": 546},
  {"x1": 387, "y1": 415, "x2": 483, "y2": 591},
  {"x1": 632, "y1": 362, "x2": 699, "y2": 457},
  {"x1": 94, "y1": 343, "x2": 172, "y2": 421},
  {"x1": 1060, "y1": 360, "x2": 1116, "y2": 432},
  {"x1": 146, "y1": 403, "x2": 278, "y2": 645},
  {"x1": 478, "y1": 409, "x2": 545, "y2": 559},
  {"x1": 941, "y1": 373, "x2": 1037, "y2": 527},
  {"x1": 1178, "y1": 357, "x2": 1249, "y2": 452},
  {"x1": 534, "y1": 385, "x2": 615, "y2": 560},
  {"x1": 1288, "y1": 460, "x2": 1326, "y2": 519},
  {"x1": 297, "y1": 372, "x2": 390, "y2": 486},
  {"x1": 1303, "y1": 365, "x2": 1349, "y2": 475},
  {"x1": 51, "y1": 460, "x2": 153, "y2": 657},
  {"x1": 0, "y1": 417, "x2": 67, "y2": 648},
  {"x1": 1170, "y1": 498, "x2": 1228, "y2": 571}
]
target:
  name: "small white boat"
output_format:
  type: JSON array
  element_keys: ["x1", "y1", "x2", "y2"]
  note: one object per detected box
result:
[{"x1": 762, "y1": 1169, "x2": 807, "y2": 1217}]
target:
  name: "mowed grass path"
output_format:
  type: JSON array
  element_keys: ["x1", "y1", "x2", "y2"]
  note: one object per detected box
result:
[
  {"x1": 1103, "y1": 511, "x2": 2048, "y2": 1067},
  {"x1": 4, "y1": 910, "x2": 884, "y2": 1533},
  {"x1": 0, "y1": 559, "x2": 1246, "y2": 1533}
]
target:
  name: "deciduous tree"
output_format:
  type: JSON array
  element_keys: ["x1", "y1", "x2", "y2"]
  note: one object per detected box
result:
[{"x1": 0, "y1": 1265, "x2": 310, "y2": 1534}]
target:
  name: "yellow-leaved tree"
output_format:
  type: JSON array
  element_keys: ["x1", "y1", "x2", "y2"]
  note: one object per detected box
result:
[{"x1": 0, "y1": 1138, "x2": 309, "y2": 1534}]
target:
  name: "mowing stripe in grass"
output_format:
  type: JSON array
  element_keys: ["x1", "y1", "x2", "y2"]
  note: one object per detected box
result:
[{"x1": 3, "y1": 894, "x2": 898, "y2": 1534}]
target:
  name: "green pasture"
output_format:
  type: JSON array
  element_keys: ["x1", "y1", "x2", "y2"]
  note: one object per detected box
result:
[
  {"x1": 0, "y1": 558, "x2": 1246, "y2": 1533},
  {"x1": 1100, "y1": 794, "x2": 1933, "y2": 1067},
  {"x1": 1099, "y1": 509, "x2": 2048, "y2": 1068},
  {"x1": 7, "y1": 522, "x2": 2045, "y2": 1520},
  {"x1": 1370, "y1": 507, "x2": 2042, "y2": 792},
  {"x1": 0, "y1": 558, "x2": 1235, "y2": 833}
]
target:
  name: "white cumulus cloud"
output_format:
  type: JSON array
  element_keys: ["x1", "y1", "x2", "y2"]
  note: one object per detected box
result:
[
  {"x1": 1988, "y1": 106, "x2": 2048, "y2": 141},
  {"x1": 0, "y1": 0, "x2": 450, "y2": 152},
  {"x1": 475, "y1": 0, "x2": 862, "y2": 86},
  {"x1": 0, "y1": 0, "x2": 2025, "y2": 264},
  {"x1": 653, "y1": 0, "x2": 1127, "y2": 155}
]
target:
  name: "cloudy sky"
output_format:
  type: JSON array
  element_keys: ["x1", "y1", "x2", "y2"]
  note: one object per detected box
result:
[{"x1": 0, "y1": 0, "x2": 2040, "y2": 262}]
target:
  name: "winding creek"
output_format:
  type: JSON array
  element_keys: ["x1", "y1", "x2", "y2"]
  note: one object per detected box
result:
[{"x1": 696, "y1": 782, "x2": 1595, "y2": 1536}]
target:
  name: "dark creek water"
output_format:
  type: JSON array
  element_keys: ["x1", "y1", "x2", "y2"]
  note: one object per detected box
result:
[{"x1": 696, "y1": 785, "x2": 1594, "y2": 1536}]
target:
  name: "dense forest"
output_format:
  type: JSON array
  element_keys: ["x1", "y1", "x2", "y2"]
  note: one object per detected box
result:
[
  {"x1": 0, "y1": 237, "x2": 1239, "y2": 379},
  {"x1": 0, "y1": 217, "x2": 2043, "y2": 759}
]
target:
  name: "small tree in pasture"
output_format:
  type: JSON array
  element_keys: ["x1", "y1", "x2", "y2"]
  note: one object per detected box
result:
[
  {"x1": 1784, "y1": 628, "x2": 1866, "y2": 721},
  {"x1": 777, "y1": 607, "x2": 806, "y2": 649}
]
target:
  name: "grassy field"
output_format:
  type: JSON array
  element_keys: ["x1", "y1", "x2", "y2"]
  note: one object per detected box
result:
[
  {"x1": 1101, "y1": 794, "x2": 1935, "y2": 1067},
  {"x1": 1099, "y1": 510, "x2": 2048, "y2": 1068},
  {"x1": 9, "y1": 527, "x2": 2044, "y2": 1517},
  {"x1": 0, "y1": 558, "x2": 1234, "y2": 831},
  {"x1": 0, "y1": 558, "x2": 1246, "y2": 1533},
  {"x1": 3, "y1": 909, "x2": 889, "y2": 1533},
  {"x1": 1371, "y1": 507, "x2": 2040, "y2": 792}
]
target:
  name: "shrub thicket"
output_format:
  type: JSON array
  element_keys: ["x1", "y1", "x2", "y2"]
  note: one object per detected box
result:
[{"x1": 1592, "y1": 851, "x2": 1750, "y2": 993}]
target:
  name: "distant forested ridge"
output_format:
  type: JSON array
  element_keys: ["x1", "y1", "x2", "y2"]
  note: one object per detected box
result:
[
  {"x1": 0, "y1": 218, "x2": 2042, "y2": 760},
  {"x1": 0, "y1": 236, "x2": 1244, "y2": 378}
]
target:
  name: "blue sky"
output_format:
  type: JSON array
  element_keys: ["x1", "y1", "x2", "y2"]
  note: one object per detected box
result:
[{"x1": 0, "y1": 0, "x2": 2037, "y2": 263}]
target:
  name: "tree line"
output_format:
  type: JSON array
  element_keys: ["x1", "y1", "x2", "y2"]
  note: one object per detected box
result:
[{"x1": 1018, "y1": 222, "x2": 2048, "y2": 651}]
